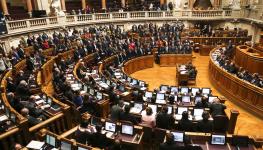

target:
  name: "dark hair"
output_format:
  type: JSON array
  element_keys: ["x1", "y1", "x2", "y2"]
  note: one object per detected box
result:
[
  {"x1": 124, "y1": 105, "x2": 131, "y2": 113},
  {"x1": 202, "y1": 111, "x2": 210, "y2": 121},
  {"x1": 80, "y1": 120, "x2": 89, "y2": 128},
  {"x1": 182, "y1": 111, "x2": 189, "y2": 120},
  {"x1": 96, "y1": 125, "x2": 102, "y2": 132},
  {"x1": 162, "y1": 105, "x2": 168, "y2": 113},
  {"x1": 166, "y1": 133, "x2": 174, "y2": 144},
  {"x1": 146, "y1": 107, "x2": 153, "y2": 116}
]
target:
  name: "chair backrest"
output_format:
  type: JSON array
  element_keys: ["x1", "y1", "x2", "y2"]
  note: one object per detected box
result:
[
  {"x1": 153, "y1": 127, "x2": 166, "y2": 144},
  {"x1": 213, "y1": 115, "x2": 229, "y2": 133}
]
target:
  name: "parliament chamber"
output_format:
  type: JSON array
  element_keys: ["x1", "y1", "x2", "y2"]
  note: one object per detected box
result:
[{"x1": 0, "y1": 0, "x2": 263, "y2": 150}]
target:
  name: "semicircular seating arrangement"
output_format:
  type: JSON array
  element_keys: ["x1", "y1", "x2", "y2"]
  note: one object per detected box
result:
[{"x1": 0, "y1": 20, "x2": 262, "y2": 150}]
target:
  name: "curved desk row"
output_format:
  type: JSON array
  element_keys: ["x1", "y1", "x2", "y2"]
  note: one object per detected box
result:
[
  {"x1": 0, "y1": 50, "x2": 75, "y2": 150},
  {"x1": 123, "y1": 55, "x2": 154, "y2": 75},
  {"x1": 235, "y1": 45, "x2": 263, "y2": 75},
  {"x1": 209, "y1": 49, "x2": 263, "y2": 119},
  {"x1": 160, "y1": 54, "x2": 192, "y2": 67}
]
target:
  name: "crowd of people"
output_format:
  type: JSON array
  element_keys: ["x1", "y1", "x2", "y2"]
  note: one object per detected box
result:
[
  {"x1": 0, "y1": 22, "x2": 256, "y2": 149},
  {"x1": 214, "y1": 43, "x2": 263, "y2": 88}
]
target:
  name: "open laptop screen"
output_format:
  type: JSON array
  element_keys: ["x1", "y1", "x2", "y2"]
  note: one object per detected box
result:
[
  {"x1": 171, "y1": 131, "x2": 184, "y2": 142},
  {"x1": 180, "y1": 87, "x2": 189, "y2": 94},
  {"x1": 177, "y1": 107, "x2": 188, "y2": 115},
  {"x1": 193, "y1": 108, "x2": 204, "y2": 116},
  {"x1": 145, "y1": 91, "x2": 153, "y2": 98},
  {"x1": 211, "y1": 134, "x2": 226, "y2": 145},
  {"x1": 105, "y1": 122, "x2": 116, "y2": 132},
  {"x1": 170, "y1": 86, "x2": 179, "y2": 93},
  {"x1": 182, "y1": 96, "x2": 191, "y2": 103},
  {"x1": 148, "y1": 104, "x2": 157, "y2": 114},
  {"x1": 121, "y1": 124, "x2": 134, "y2": 135},
  {"x1": 60, "y1": 141, "x2": 71, "y2": 150},
  {"x1": 191, "y1": 88, "x2": 200, "y2": 96},
  {"x1": 202, "y1": 88, "x2": 211, "y2": 95},
  {"x1": 160, "y1": 85, "x2": 169, "y2": 92},
  {"x1": 46, "y1": 135, "x2": 56, "y2": 147},
  {"x1": 208, "y1": 96, "x2": 218, "y2": 103},
  {"x1": 156, "y1": 93, "x2": 165, "y2": 100}
]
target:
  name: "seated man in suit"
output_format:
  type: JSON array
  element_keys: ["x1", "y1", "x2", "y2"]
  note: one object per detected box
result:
[
  {"x1": 120, "y1": 104, "x2": 138, "y2": 124},
  {"x1": 156, "y1": 105, "x2": 175, "y2": 130},
  {"x1": 196, "y1": 111, "x2": 213, "y2": 132},
  {"x1": 15, "y1": 80, "x2": 31, "y2": 101},
  {"x1": 21, "y1": 108, "x2": 41, "y2": 126},
  {"x1": 178, "y1": 111, "x2": 193, "y2": 131},
  {"x1": 209, "y1": 98, "x2": 226, "y2": 117},
  {"x1": 90, "y1": 125, "x2": 110, "y2": 149},
  {"x1": 159, "y1": 132, "x2": 182, "y2": 150},
  {"x1": 110, "y1": 100, "x2": 124, "y2": 121},
  {"x1": 22, "y1": 95, "x2": 45, "y2": 120}
]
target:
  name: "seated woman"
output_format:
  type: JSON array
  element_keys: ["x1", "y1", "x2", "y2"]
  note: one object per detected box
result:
[
  {"x1": 196, "y1": 111, "x2": 213, "y2": 132},
  {"x1": 140, "y1": 107, "x2": 156, "y2": 128},
  {"x1": 178, "y1": 111, "x2": 193, "y2": 131}
]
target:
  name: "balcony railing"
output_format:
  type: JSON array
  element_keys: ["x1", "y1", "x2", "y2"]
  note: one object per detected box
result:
[{"x1": 4, "y1": 10, "x2": 260, "y2": 35}]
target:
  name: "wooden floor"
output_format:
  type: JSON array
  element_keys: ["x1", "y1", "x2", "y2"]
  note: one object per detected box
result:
[{"x1": 131, "y1": 52, "x2": 263, "y2": 138}]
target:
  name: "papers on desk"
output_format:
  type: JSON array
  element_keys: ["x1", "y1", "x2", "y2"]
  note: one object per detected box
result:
[
  {"x1": 179, "y1": 65, "x2": 186, "y2": 71},
  {"x1": 35, "y1": 100, "x2": 45, "y2": 105},
  {"x1": 140, "y1": 87, "x2": 147, "y2": 91},
  {"x1": 122, "y1": 91, "x2": 130, "y2": 96},
  {"x1": 71, "y1": 83, "x2": 81, "y2": 91},
  {"x1": 130, "y1": 107, "x2": 142, "y2": 114},
  {"x1": 0, "y1": 115, "x2": 8, "y2": 122},
  {"x1": 35, "y1": 95, "x2": 41, "y2": 100},
  {"x1": 180, "y1": 71, "x2": 188, "y2": 74},
  {"x1": 106, "y1": 132, "x2": 114, "y2": 138},
  {"x1": 175, "y1": 114, "x2": 182, "y2": 120},
  {"x1": 195, "y1": 116, "x2": 203, "y2": 121},
  {"x1": 26, "y1": 140, "x2": 45, "y2": 149},
  {"x1": 99, "y1": 82, "x2": 109, "y2": 89},
  {"x1": 41, "y1": 104, "x2": 51, "y2": 110}
]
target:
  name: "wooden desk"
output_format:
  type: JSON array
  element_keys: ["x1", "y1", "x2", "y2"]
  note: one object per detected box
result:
[
  {"x1": 235, "y1": 45, "x2": 263, "y2": 75},
  {"x1": 176, "y1": 64, "x2": 189, "y2": 86},
  {"x1": 160, "y1": 54, "x2": 192, "y2": 67},
  {"x1": 209, "y1": 49, "x2": 263, "y2": 119},
  {"x1": 123, "y1": 55, "x2": 154, "y2": 75},
  {"x1": 200, "y1": 45, "x2": 216, "y2": 56}
]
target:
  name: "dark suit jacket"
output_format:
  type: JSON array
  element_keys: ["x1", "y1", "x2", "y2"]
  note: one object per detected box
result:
[
  {"x1": 159, "y1": 142, "x2": 183, "y2": 150},
  {"x1": 178, "y1": 119, "x2": 193, "y2": 131},
  {"x1": 90, "y1": 132, "x2": 109, "y2": 148},
  {"x1": 210, "y1": 103, "x2": 226, "y2": 117},
  {"x1": 27, "y1": 115, "x2": 41, "y2": 126},
  {"x1": 156, "y1": 112, "x2": 175, "y2": 130},
  {"x1": 196, "y1": 120, "x2": 213, "y2": 132},
  {"x1": 120, "y1": 112, "x2": 138, "y2": 124}
]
